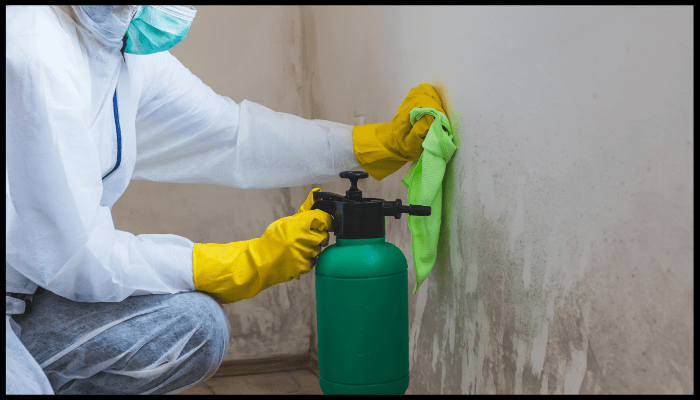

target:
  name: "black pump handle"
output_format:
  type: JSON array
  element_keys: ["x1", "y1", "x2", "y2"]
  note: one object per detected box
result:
[
  {"x1": 339, "y1": 170, "x2": 369, "y2": 183},
  {"x1": 339, "y1": 171, "x2": 368, "y2": 200}
]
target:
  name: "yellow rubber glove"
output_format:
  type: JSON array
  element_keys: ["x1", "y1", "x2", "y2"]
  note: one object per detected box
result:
[
  {"x1": 193, "y1": 188, "x2": 331, "y2": 304},
  {"x1": 352, "y1": 84, "x2": 446, "y2": 181}
]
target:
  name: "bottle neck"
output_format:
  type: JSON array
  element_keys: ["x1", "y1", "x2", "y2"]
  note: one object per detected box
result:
[{"x1": 335, "y1": 237, "x2": 385, "y2": 246}]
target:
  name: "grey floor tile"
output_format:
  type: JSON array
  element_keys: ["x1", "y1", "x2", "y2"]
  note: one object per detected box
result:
[
  {"x1": 288, "y1": 369, "x2": 324, "y2": 394},
  {"x1": 180, "y1": 370, "x2": 317, "y2": 395},
  {"x1": 178, "y1": 382, "x2": 215, "y2": 395}
]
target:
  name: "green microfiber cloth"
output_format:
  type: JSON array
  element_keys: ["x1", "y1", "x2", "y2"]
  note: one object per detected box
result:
[{"x1": 402, "y1": 107, "x2": 457, "y2": 295}]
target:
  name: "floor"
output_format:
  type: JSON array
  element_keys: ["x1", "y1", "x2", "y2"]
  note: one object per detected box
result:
[{"x1": 179, "y1": 369, "x2": 324, "y2": 395}]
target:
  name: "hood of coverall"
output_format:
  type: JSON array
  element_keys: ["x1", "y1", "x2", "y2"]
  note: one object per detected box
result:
[{"x1": 69, "y1": 5, "x2": 140, "y2": 50}]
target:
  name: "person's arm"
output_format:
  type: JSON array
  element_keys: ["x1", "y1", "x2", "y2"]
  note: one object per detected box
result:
[
  {"x1": 131, "y1": 50, "x2": 362, "y2": 189},
  {"x1": 6, "y1": 8, "x2": 195, "y2": 302}
]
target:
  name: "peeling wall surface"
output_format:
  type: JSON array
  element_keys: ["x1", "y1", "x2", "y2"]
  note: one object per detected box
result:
[
  {"x1": 111, "y1": 6, "x2": 316, "y2": 361},
  {"x1": 306, "y1": 6, "x2": 693, "y2": 394}
]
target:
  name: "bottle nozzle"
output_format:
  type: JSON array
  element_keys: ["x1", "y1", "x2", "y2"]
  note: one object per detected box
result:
[
  {"x1": 403, "y1": 204, "x2": 431, "y2": 216},
  {"x1": 381, "y1": 199, "x2": 431, "y2": 219}
]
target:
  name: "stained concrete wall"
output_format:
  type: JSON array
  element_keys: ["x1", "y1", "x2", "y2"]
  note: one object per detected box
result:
[
  {"x1": 305, "y1": 6, "x2": 693, "y2": 394},
  {"x1": 111, "y1": 6, "x2": 318, "y2": 361},
  {"x1": 112, "y1": 6, "x2": 693, "y2": 392}
]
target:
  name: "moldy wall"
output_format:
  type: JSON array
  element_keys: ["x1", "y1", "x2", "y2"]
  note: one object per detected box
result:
[{"x1": 305, "y1": 6, "x2": 693, "y2": 394}]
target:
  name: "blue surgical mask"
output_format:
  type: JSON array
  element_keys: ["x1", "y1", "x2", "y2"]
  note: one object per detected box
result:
[{"x1": 123, "y1": 6, "x2": 197, "y2": 55}]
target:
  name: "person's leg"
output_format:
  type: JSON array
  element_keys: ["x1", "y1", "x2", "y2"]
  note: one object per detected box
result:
[
  {"x1": 12, "y1": 289, "x2": 230, "y2": 394},
  {"x1": 6, "y1": 315, "x2": 55, "y2": 394}
]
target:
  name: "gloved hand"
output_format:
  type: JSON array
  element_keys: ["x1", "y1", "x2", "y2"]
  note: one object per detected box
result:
[
  {"x1": 193, "y1": 188, "x2": 331, "y2": 304},
  {"x1": 352, "y1": 84, "x2": 445, "y2": 181}
]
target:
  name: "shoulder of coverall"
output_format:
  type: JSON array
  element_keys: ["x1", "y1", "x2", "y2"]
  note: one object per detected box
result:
[
  {"x1": 6, "y1": 6, "x2": 67, "y2": 42},
  {"x1": 6, "y1": 7, "x2": 75, "y2": 68},
  {"x1": 6, "y1": 6, "x2": 90, "y2": 108}
]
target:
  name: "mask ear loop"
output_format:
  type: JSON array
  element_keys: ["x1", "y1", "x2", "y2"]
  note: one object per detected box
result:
[
  {"x1": 120, "y1": 7, "x2": 140, "y2": 62},
  {"x1": 120, "y1": 35, "x2": 127, "y2": 62}
]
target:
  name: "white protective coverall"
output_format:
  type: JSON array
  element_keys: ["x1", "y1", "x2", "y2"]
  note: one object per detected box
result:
[{"x1": 6, "y1": 5, "x2": 361, "y2": 394}]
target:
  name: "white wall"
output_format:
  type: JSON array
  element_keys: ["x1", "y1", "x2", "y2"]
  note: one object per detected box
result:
[{"x1": 306, "y1": 6, "x2": 693, "y2": 393}]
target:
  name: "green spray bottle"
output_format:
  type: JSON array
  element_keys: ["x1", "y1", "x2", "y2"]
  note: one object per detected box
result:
[{"x1": 311, "y1": 171, "x2": 431, "y2": 395}]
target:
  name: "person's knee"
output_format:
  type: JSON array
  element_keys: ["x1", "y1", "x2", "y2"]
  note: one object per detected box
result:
[
  {"x1": 159, "y1": 292, "x2": 230, "y2": 392},
  {"x1": 171, "y1": 292, "x2": 230, "y2": 364}
]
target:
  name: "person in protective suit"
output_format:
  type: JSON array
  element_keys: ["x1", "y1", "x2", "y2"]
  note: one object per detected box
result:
[{"x1": 5, "y1": 5, "x2": 445, "y2": 394}]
